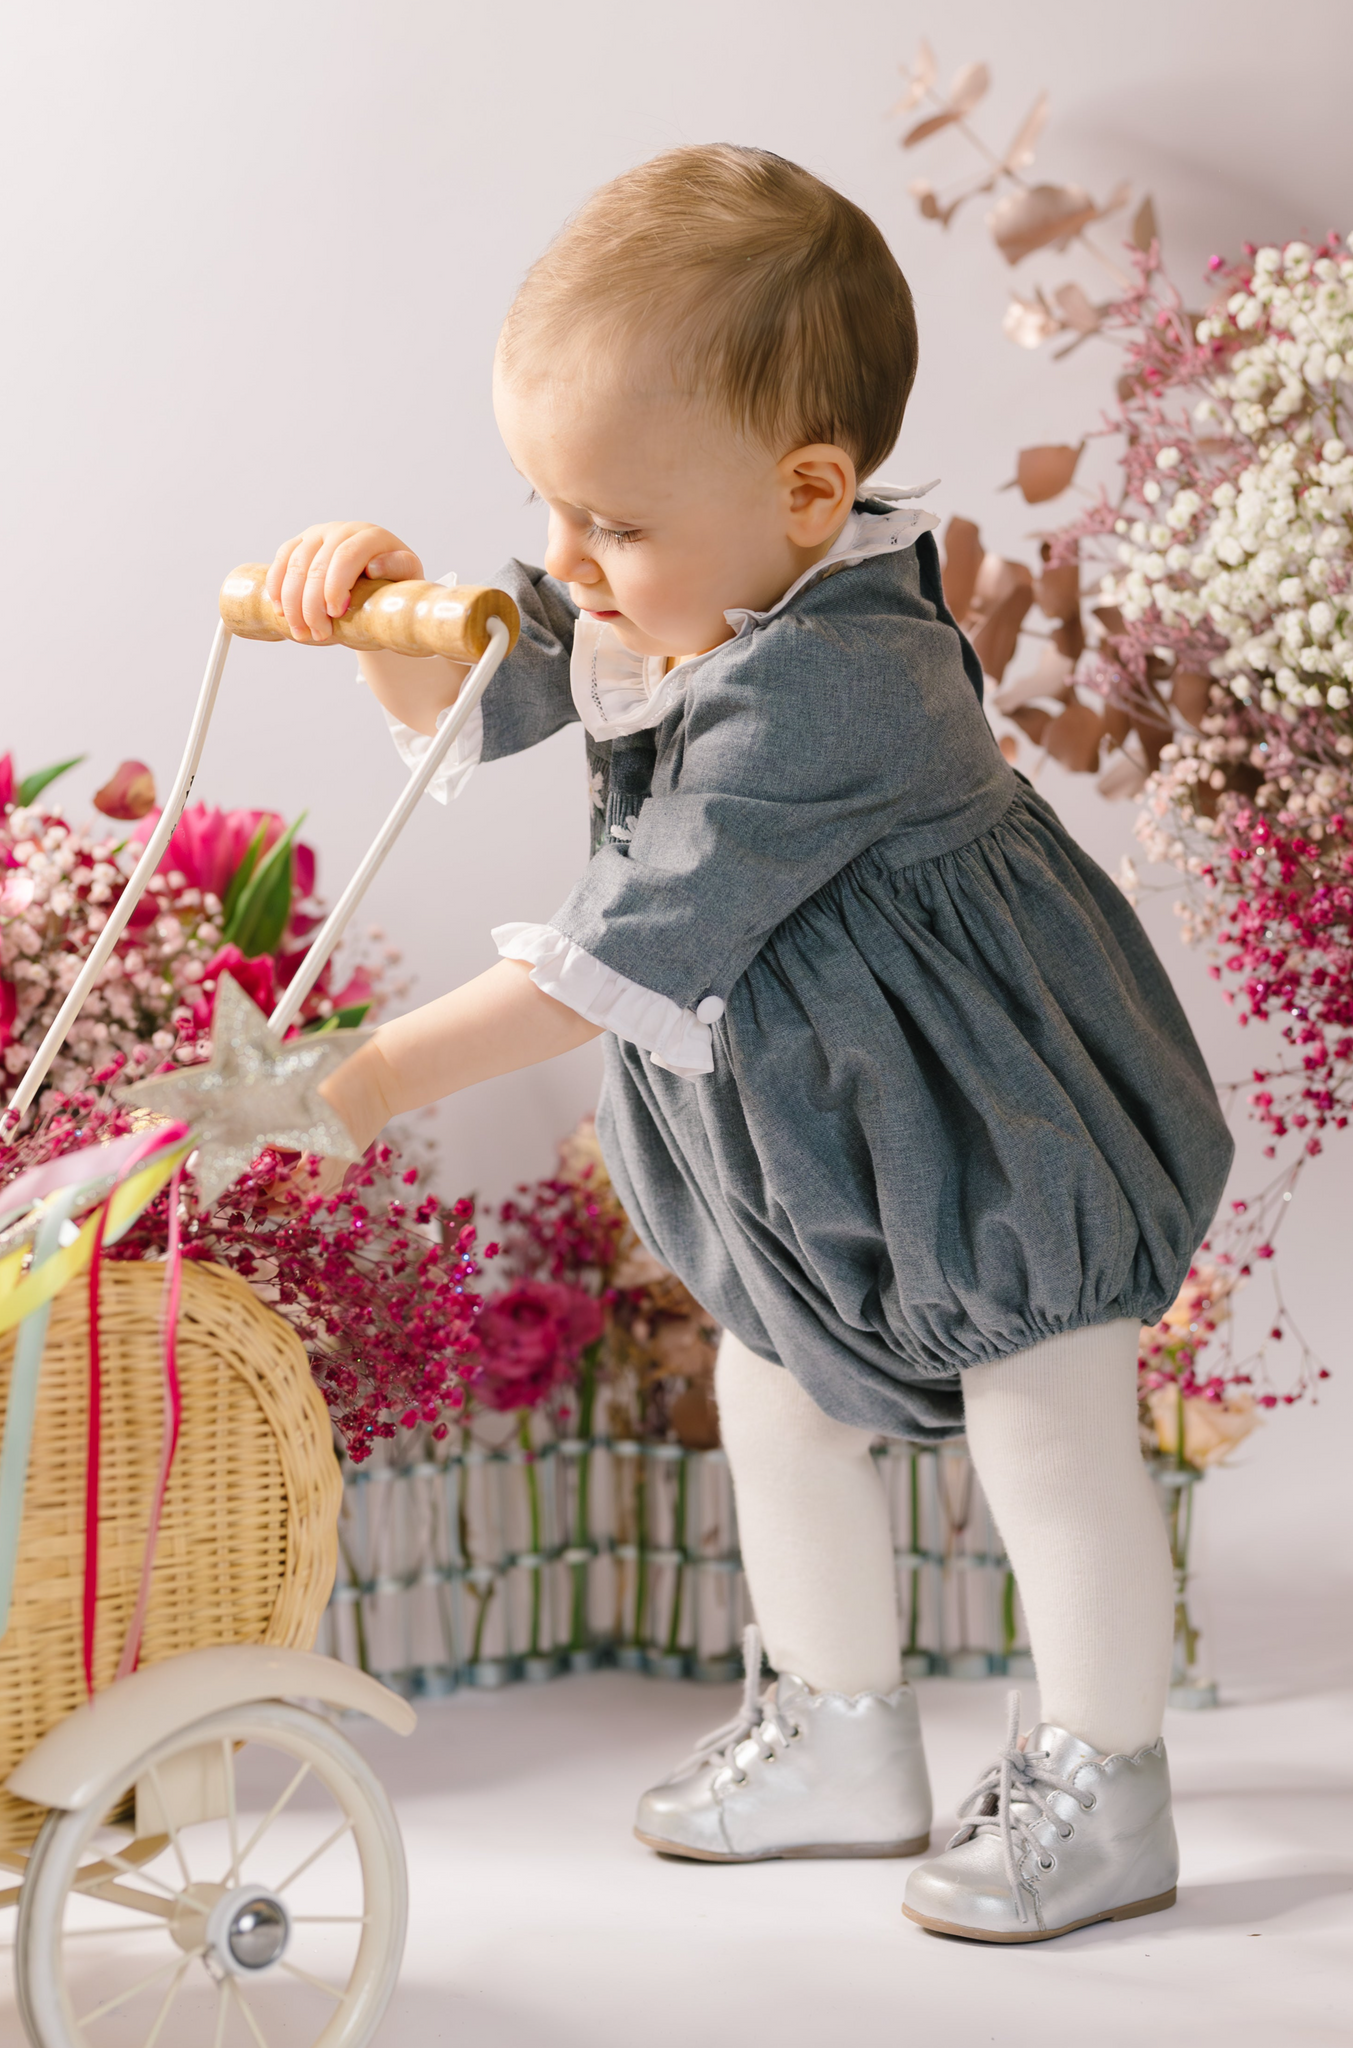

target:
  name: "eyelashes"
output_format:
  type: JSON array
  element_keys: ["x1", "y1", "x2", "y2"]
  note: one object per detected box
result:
[{"x1": 586, "y1": 523, "x2": 641, "y2": 550}]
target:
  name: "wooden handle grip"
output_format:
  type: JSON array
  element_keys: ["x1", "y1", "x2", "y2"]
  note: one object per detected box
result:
[{"x1": 219, "y1": 564, "x2": 521, "y2": 661}]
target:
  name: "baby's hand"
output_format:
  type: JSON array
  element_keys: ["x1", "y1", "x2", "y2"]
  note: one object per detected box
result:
[{"x1": 266, "y1": 521, "x2": 424, "y2": 644}]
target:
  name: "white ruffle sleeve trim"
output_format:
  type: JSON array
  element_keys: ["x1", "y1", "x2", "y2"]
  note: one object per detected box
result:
[
  {"x1": 382, "y1": 698, "x2": 484, "y2": 805},
  {"x1": 492, "y1": 922, "x2": 723, "y2": 1080}
]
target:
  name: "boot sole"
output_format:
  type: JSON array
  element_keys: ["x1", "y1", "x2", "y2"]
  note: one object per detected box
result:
[
  {"x1": 636, "y1": 1828, "x2": 931, "y2": 1863},
  {"x1": 903, "y1": 1884, "x2": 1177, "y2": 1943}
]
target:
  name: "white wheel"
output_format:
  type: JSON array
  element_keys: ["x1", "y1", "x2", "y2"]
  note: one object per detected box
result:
[{"x1": 16, "y1": 1700, "x2": 407, "y2": 2048}]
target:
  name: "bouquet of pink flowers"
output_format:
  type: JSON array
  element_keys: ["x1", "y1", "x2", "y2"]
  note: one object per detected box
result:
[{"x1": 0, "y1": 752, "x2": 379, "y2": 1113}]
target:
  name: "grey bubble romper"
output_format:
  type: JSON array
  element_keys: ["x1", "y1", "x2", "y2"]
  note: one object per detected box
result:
[{"x1": 394, "y1": 494, "x2": 1234, "y2": 1441}]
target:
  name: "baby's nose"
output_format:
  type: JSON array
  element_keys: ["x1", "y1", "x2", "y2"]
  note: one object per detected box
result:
[{"x1": 545, "y1": 519, "x2": 600, "y2": 585}]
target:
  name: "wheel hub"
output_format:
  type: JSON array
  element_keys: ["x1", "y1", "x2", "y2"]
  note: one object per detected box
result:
[{"x1": 202, "y1": 1885, "x2": 291, "y2": 1975}]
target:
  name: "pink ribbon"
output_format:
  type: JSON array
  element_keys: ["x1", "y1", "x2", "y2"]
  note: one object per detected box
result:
[{"x1": 82, "y1": 1132, "x2": 189, "y2": 1697}]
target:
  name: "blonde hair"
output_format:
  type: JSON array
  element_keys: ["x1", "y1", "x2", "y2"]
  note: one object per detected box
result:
[{"x1": 500, "y1": 144, "x2": 918, "y2": 481}]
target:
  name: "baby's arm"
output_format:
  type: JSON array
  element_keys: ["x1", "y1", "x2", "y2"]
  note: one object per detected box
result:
[
  {"x1": 321, "y1": 959, "x2": 603, "y2": 1151},
  {"x1": 266, "y1": 519, "x2": 468, "y2": 736}
]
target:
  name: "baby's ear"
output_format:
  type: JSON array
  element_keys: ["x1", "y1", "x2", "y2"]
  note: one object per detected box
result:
[{"x1": 781, "y1": 444, "x2": 857, "y2": 544}]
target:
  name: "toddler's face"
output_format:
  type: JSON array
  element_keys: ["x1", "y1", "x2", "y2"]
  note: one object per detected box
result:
[{"x1": 493, "y1": 346, "x2": 853, "y2": 660}]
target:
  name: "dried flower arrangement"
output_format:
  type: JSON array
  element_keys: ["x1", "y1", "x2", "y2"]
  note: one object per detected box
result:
[{"x1": 893, "y1": 43, "x2": 1347, "y2": 1416}]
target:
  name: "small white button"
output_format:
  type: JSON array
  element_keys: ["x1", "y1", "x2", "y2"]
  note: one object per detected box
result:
[{"x1": 694, "y1": 996, "x2": 725, "y2": 1024}]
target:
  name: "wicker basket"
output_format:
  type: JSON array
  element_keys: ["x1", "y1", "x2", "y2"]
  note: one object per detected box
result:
[{"x1": 0, "y1": 1260, "x2": 341, "y2": 1850}]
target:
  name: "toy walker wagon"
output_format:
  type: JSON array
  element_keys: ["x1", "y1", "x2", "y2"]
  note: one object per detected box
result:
[{"x1": 0, "y1": 564, "x2": 519, "y2": 2045}]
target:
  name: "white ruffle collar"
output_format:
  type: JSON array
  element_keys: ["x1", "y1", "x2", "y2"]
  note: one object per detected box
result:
[{"x1": 569, "y1": 480, "x2": 941, "y2": 743}]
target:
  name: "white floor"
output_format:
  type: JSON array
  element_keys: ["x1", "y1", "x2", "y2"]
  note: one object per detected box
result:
[
  {"x1": 351, "y1": 1670, "x2": 1353, "y2": 2048},
  {"x1": 0, "y1": 1670, "x2": 1346, "y2": 2046}
]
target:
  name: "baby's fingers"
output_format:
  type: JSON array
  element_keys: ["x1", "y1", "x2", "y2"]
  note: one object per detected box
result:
[
  {"x1": 322, "y1": 529, "x2": 421, "y2": 623},
  {"x1": 265, "y1": 534, "x2": 305, "y2": 609},
  {"x1": 278, "y1": 529, "x2": 329, "y2": 641}
]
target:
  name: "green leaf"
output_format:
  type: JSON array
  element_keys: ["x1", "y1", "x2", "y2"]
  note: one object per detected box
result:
[
  {"x1": 225, "y1": 813, "x2": 306, "y2": 959},
  {"x1": 220, "y1": 821, "x2": 271, "y2": 936},
  {"x1": 301, "y1": 1001, "x2": 370, "y2": 1034},
  {"x1": 16, "y1": 755, "x2": 86, "y2": 807}
]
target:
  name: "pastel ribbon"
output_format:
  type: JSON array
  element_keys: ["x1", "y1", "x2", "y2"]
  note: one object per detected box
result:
[
  {"x1": 0, "y1": 1186, "x2": 83, "y2": 1641},
  {"x1": 0, "y1": 1142, "x2": 192, "y2": 1338},
  {"x1": 0, "y1": 1126, "x2": 192, "y2": 1677}
]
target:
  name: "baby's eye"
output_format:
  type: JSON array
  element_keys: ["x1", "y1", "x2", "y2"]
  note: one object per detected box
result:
[{"x1": 586, "y1": 523, "x2": 641, "y2": 550}]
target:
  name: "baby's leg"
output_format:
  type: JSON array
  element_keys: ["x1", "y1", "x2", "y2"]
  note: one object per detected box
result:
[
  {"x1": 714, "y1": 1330, "x2": 902, "y2": 1696},
  {"x1": 960, "y1": 1319, "x2": 1173, "y2": 1755},
  {"x1": 632, "y1": 1331, "x2": 929, "y2": 1860},
  {"x1": 904, "y1": 1321, "x2": 1179, "y2": 1940}
]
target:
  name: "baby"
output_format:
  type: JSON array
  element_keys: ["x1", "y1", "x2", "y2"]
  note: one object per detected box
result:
[{"x1": 269, "y1": 145, "x2": 1232, "y2": 1942}]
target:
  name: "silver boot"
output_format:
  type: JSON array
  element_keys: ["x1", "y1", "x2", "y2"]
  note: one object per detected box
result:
[
  {"x1": 903, "y1": 1692, "x2": 1179, "y2": 1942},
  {"x1": 634, "y1": 1626, "x2": 932, "y2": 1862}
]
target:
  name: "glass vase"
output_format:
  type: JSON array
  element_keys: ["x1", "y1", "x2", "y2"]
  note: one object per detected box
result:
[{"x1": 1151, "y1": 1460, "x2": 1218, "y2": 1709}]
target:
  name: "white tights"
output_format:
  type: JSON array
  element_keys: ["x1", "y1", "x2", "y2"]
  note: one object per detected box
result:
[{"x1": 715, "y1": 1321, "x2": 1174, "y2": 1756}]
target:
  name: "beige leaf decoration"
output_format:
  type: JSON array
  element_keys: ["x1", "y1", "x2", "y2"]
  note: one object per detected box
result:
[
  {"x1": 993, "y1": 644, "x2": 1074, "y2": 713},
  {"x1": 1010, "y1": 703, "x2": 1052, "y2": 747},
  {"x1": 1003, "y1": 291, "x2": 1062, "y2": 348},
  {"x1": 1132, "y1": 195, "x2": 1159, "y2": 253},
  {"x1": 948, "y1": 60, "x2": 990, "y2": 116},
  {"x1": 1033, "y1": 558, "x2": 1081, "y2": 622},
  {"x1": 1052, "y1": 281, "x2": 1101, "y2": 335},
  {"x1": 971, "y1": 583, "x2": 1034, "y2": 683},
  {"x1": 889, "y1": 39, "x2": 937, "y2": 115},
  {"x1": 988, "y1": 183, "x2": 1101, "y2": 264},
  {"x1": 972, "y1": 552, "x2": 1034, "y2": 610},
  {"x1": 1004, "y1": 90, "x2": 1049, "y2": 172},
  {"x1": 1044, "y1": 698, "x2": 1108, "y2": 773},
  {"x1": 998, "y1": 734, "x2": 1021, "y2": 763},
  {"x1": 1171, "y1": 671, "x2": 1213, "y2": 728},
  {"x1": 1097, "y1": 749, "x2": 1149, "y2": 801},
  {"x1": 909, "y1": 178, "x2": 966, "y2": 227},
  {"x1": 1003, "y1": 443, "x2": 1084, "y2": 504},
  {"x1": 941, "y1": 515, "x2": 984, "y2": 622},
  {"x1": 891, "y1": 74, "x2": 929, "y2": 116},
  {"x1": 903, "y1": 107, "x2": 963, "y2": 148}
]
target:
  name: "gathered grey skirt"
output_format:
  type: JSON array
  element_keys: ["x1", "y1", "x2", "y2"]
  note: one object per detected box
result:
[{"x1": 597, "y1": 782, "x2": 1234, "y2": 1442}]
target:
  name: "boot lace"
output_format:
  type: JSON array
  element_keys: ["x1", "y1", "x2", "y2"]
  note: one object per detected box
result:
[
  {"x1": 949, "y1": 1691, "x2": 1089, "y2": 1926},
  {"x1": 668, "y1": 1625, "x2": 800, "y2": 1784}
]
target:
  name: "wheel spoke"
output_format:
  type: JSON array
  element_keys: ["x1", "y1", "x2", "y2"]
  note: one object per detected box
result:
[
  {"x1": 275, "y1": 1817, "x2": 353, "y2": 1894},
  {"x1": 211, "y1": 1977, "x2": 230, "y2": 2048},
  {"x1": 60, "y1": 1922, "x2": 169, "y2": 1939},
  {"x1": 279, "y1": 1959, "x2": 345, "y2": 2001},
  {"x1": 78, "y1": 1952, "x2": 184, "y2": 2026},
  {"x1": 142, "y1": 1952, "x2": 194, "y2": 2048},
  {"x1": 143, "y1": 1764, "x2": 192, "y2": 1890},
  {"x1": 291, "y1": 1915, "x2": 369, "y2": 1925},
  {"x1": 235, "y1": 1762, "x2": 311, "y2": 1869},
  {"x1": 68, "y1": 1880, "x2": 176, "y2": 1922},
  {"x1": 230, "y1": 1975, "x2": 272, "y2": 2048},
  {"x1": 224, "y1": 1738, "x2": 240, "y2": 1886},
  {"x1": 80, "y1": 1844, "x2": 180, "y2": 1902}
]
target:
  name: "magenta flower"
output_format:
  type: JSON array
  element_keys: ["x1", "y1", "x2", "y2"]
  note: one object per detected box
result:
[
  {"x1": 131, "y1": 803, "x2": 315, "y2": 906},
  {"x1": 186, "y1": 947, "x2": 278, "y2": 1037},
  {"x1": 474, "y1": 1280, "x2": 605, "y2": 1413}
]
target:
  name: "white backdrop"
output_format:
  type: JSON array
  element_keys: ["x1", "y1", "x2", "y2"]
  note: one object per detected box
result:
[{"x1": 2, "y1": 0, "x2": 1349, "y2": 1689}]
